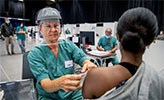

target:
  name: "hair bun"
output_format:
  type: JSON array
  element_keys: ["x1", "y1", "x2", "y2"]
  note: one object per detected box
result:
[{"x1": 121, "y1": 31, "x2": 145, "y2": 53}]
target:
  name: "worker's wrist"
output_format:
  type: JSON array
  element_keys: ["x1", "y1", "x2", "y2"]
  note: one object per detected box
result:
[{"x1": 82, "y1": 60, "x2": 90, "y2": 66}]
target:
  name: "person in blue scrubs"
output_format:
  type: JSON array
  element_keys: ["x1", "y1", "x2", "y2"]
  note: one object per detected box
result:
[
  {"x1": 16, "y1": 22, "x2": 26, "y2": 53},
  {"x1": 28, "y1": 7, "x2": 97, "y2": 100},
  {"x1": 96, "y1": 28, "x2": 119, "y2": 66}
]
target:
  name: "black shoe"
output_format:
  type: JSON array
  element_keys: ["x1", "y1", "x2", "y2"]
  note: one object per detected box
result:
[
  {"x1": 7, "y1": 52, "x2": 11, "y2": 55},
  {"x1": 11, "y1": 52, "x2": 15, "y2": 54}
]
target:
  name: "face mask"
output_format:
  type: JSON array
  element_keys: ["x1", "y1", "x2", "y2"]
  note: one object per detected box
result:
[
  {"x1": 6, "y1": 21, "x2": 10, "y2": 24},
  {"x1": 105, "y1": 34, "x2": 110, "y2": 38}
]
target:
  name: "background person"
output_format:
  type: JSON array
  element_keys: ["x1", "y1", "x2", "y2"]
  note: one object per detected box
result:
[
  {"x1": 82, "y1": 7, "x2": 164, "y2": 99},
  {"x1": 156, "y1": 30, "x2": 164, "y2": 40},
  {"x1": 30, "y1": 28, "x2": 35, "y2": 39},
  {"x1": 16, "y1": 22, "x2": 26, "y2": 53},
  {"x1": 96, "y1": 28, "x2": 119, "y2": 66},
  {"x1": 0, "y1": 28, "x2": 5, "y2": 41},
  {"x1": 0, "y1": 18, "x2": 15, "y2": 55},
  {"x1": 28, "y1": 7, "x2": 96, "y2": 100}
]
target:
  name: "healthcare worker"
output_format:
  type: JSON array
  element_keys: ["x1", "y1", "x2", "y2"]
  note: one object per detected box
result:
[
  {"x1": 16, "y1": 22, "x2": 26, "y2": 53},
  {"x1": 1, "y1": 18, "x2": 15, "y2": 55},
  {"x1": 28, "y1": 7, "x2": 97, "y2": 100},
  {"x1": 82, "y1": 7, "x2": 164, "y2": 99},
  {"x1": 96, "y1": 28, "x2": 119, "y2": 66}
]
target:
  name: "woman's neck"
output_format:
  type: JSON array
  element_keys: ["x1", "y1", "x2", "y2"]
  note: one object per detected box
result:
[{"x1": 120, "y1": 50, "x2": 142, "y2": 67}]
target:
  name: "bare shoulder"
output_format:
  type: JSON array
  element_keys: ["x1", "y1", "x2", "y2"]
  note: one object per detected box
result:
[
  {"x1": 82, "y1": 65, "x2": 131, "y2": 99},
  {"x1": 85, "y1": 65, "x2": 130, "y2": 84}
]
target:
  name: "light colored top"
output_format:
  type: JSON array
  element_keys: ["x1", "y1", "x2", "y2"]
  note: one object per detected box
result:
[
  {"x1": 99, "y1": 61, "x2": 164, "y2": 100},
  {"x1": 28, "y1": 39, "x2": 87, "y2": 100}
]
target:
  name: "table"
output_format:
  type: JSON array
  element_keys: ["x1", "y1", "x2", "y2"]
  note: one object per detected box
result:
[{"x1": 85, "y1": 50, "x2": 116, "y2": 66}]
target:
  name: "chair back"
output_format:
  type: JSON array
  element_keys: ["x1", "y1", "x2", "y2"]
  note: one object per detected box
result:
[{"x1": 22, "y1": 51, "x2": 36, "y2": 83}]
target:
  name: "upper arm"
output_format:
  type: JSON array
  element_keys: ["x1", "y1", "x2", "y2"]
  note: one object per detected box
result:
[
  {"x1": 68, "y1": 41, "x2": 87, "y2": 66},
  {"x1": 16, "y1": 27, "x2": 19, "y2": 32},
  {"x1": 1, "y1": 25, "x2": 4, "y2": 32},
  {"x1": 82, "y1": 68, "x2": 113, "y2": 99},
  {"x1": 113, "y1": 37, "x2": 118, "y2": 46},
  {"x1": 24, "y1": 27, "x2": 27, "y2": 31},
  {"x1": 28, "y1": 48, "x2": 49, "y2": 83},
  {"x1": 82, "y1": 66, "x2": 129, "y2": 99},
  {"x1": 98, "y1": 37, "x2": 102, "y2": 46},
  {"x1": 82, "y1": 68, "x2": 98, "y2": 98}
]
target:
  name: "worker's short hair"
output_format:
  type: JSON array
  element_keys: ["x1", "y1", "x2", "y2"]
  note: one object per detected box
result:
[{"x1": 105, "y1": 28, "x2": 112, "y2": 33}]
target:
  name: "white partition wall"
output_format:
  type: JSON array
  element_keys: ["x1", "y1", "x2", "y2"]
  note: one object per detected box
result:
[
  {"x1": 79, "y1": 23, "x2": 96, "y2": 31},
  {"x1": 143, "y1": 40, "x2": 164, "y2": 72},
  {"x1": 62, "y1": 24, "x2": 76, "y2": 39},
  {"x1": 95, "y1": 23, "x2": 104, "y2": 47},
  {"x1": 75, "y1": 24, "x2": 80, "y2": 35}
]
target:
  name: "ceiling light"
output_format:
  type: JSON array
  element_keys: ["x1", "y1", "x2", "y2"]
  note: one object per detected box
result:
[{"x1": 50, "y1": 0, "x2": 55, "y2": 2}]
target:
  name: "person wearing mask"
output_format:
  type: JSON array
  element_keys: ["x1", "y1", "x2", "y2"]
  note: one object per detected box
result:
[
  {"x1": 28, "y1": 7, "x2": 97, "y2": 100},
  {"x1": 1, "y1": 18, "x2": 15, "y2": 55},
  {"x1": 16, "y1": 22, "x2": 26, "y2": 53},
  {"x1": 82, "y1": 7, "x2": 164, "y2": 99},
  {"x1": 96, "y1": 28, "x2": 119, "y2": 66}
]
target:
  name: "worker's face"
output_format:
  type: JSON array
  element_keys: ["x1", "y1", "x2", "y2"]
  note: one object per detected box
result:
[
  {"x1": 105, "y1": 31, "x2": 112, "y2": 36},
  {"x1": 5, "y1": 18, "x2": 10, "y2": 24},
  {"x1": 40, "y1": 21, "x2": 61, "y2": 44}
]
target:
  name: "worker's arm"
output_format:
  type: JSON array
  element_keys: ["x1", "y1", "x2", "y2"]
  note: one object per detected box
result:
[
  {"x1": 96, "y1": 45, "x2": 104, "y2": 51},
  {"x1": 40, "y1": 74, "x2": 82, "y2": 93}
]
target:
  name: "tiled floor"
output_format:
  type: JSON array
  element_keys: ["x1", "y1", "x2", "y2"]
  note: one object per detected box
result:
[{"x1": 0, "y1": 36, "x2": 36, "y2": 82}]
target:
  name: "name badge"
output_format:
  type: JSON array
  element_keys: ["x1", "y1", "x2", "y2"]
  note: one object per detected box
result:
[{"x1": 65, "y1": 60, "x2": 73, "y2": 68}]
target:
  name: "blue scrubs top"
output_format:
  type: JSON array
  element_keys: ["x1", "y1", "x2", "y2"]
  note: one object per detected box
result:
[
  {"x1": 98, "y1": 36, "x2": 119, "y2": 65},
  {"x1": 16, "y1": 26, "x2": 26, "y2": 41},
  {"x1": 28, "y1": 39, "x2": 87, "y2": 100},
  {"x1": 98, "y1": 36, "x2": 117, "y2": 51}
]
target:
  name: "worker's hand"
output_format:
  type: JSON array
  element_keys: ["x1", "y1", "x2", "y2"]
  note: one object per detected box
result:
[
  {"x1": 18, "y1": 30, "x2": 26, "y2": 34},
  {"x1": 58, "y1": 74, "x2": 82, "y2": 92},
  {"x1": 81, "y1": 60, "x2": 97, "y2": 73},
  {"x1": 107, "y1": 50, "x2": 113, "y2": 56},
  {"x1": 97, "y1": 46, "x2": 104, "y2": 51},
  {"x1": 108, "y1": 50, "x2": 112, "y2": 53},
  {"x1": 100, "y1": 47, "x2": 104, "y2": 51}
]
